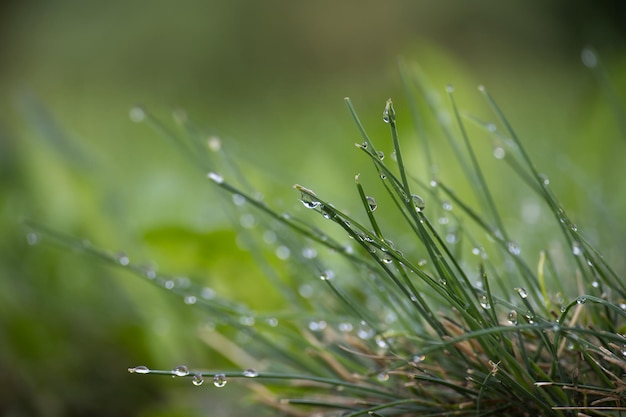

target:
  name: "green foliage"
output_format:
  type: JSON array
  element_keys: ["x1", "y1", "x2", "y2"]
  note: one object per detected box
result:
[{"x1": 26, "y1": 55, "x2": 626, "y2": 416}]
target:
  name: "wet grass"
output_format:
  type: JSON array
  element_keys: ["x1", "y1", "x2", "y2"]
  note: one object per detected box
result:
[{"x1": 26, "y1": 54, "x2": 626, "y2": 416}]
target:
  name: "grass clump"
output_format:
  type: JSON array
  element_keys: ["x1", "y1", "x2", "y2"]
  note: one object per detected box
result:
[{"x1": 27, "y1": 57, "x2": 626, "y2": 416}]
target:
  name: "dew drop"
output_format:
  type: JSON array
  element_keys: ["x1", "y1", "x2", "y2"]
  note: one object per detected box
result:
[
  {"x1": 129, "y1": 106, "x2": 146, "y2": 122},
  {"x1": 26, "y1": 232, "x2": 40, "y2": 245},
  {"x1": 207, "y1": 136, "x2": 221, "y2": 152},
  {"x1": 479, "y1": 295, "x2": 491, "y2": 309},
  {"x1": 442, "y1": 201, "x2": 453, "y2": 211},
  {"x1": 515, "y1": 287, "x2": 528, "y2": 299},
  {"x1": 591, "y1": 281, "x2": 599, "y2": 289},
  {"x1": 172, "y1": 365, "x2": 190, "y2": 377},
  {"x1": 381, "y1": 256, "x2": 392, "y2": 264},
  {"x1": 164, "y1": 280, "x2": 175, "y2": 290},
  {"x1": 581, "y1": 48, "x2": 597, "y2": 68},
  {"x1": 382, "y1": 99, "x2": 393, "y2": 123},
  {"x1": 506, "y1": 241, "x2": 521, "y2": 256},
  {"x1": 201, "y1": 287, "x2": 215, "y2": 299},
  {"x1": 239, "y1": 316, "x2": 255, "y2": 326},
  {"x1": 380, "y1": 173, "x2": 387, "y2": 180},
  {"x1": 129, "y1": 366, "x2": 150, "y2": 374},
  {"x1": 232, "y1": 194, "x2": 246, "y2": 206},
  {"x1": 412, "y1": 354, "x2": 425, "y2": 364},
  {"x1": 357, "y1": 321, "x2": 374, "y2": 340},
  {"x1": 411, "y1": 194, "x2": 426, "y2": 212},
  {"x1": 338, "y1": 322, "x2": 353, "y2": 332},
  {"x1": 493, "y1": 147, "x2": 506, "y2": 159},
  {"x1": 184, "y1": 295, "x2": 197, "y2": 305},
  {"x1": 507, "y1": 310, "x2": 518, "y2": 325},
  {"x1": 299, "y1": 189, "x2": 321, "y2": 209},
  {"x1": 445, "y1": 84, "x2": 455, "y2": 93},
  {"x1": 572, "y1": 242, "x2": 583, "y2": 256},
  {"x1": 429, "y1": 179, "x2": 438, "y2": 188},
  {"x1": 320, "y1": 270, "x2": 334, "y2": 281},
  {"x1": 302, "y1": 247, "x2": 317, "y2": 259},
  {"x1": 376, "y1": 372, "x2": 389, "y2": 382},
  {"x1": 471, "y1": 247, "x2": 481, "y2": 256},
  {"x1": 619, "y1": 303, "x2": 626, "y2": 311},
  {"x1": 240, "y1": 213, "x2": 256, "y2": 229},
  {"x1": 576, "y1": 296, "x2": 587, "y2": 304},
  {"x1": 207, "y1": 172, "x2": 224, "y2": 184},
  {"x1": 213, "y1": 374, "x2": 227, "y2": 388},
  {"x1": 298, "y1": 284, "x2": 313, "y2": 298},
  {"x1": 308, "y1": 320, "x2": 327, "y2": 332},
  {"x1": 486, "y1": 123, "x2": 497, "y2": 132},
  {"x1": 445, "y1": 233, "x2": 458, "y2": 244},
  {"x1": 275, "y1": 246, "x2": 291, "y2": 260},
  {"x1": 366, "y1": 196, "x2": 377, "y2": 211},
  {"x1": 359, "y1": 141, "x2": 368, "y2": 149},
  {"x1": 192, "y1": 373, "x2": 204, "y2": 386},
  {"x1": 243, "y1": 368, "x2": 258, "y2": 378},
  {"x1": 418, "y1": 259, "x2": 427, "y2": 267},
  {"x1": 116, "y1": 252, "x2": 130, "y2": 266}
]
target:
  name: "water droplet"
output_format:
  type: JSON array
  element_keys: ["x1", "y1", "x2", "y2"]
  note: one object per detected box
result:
[
  {"x1": 201, "y1": 287, "x2": 215, "y2": 299},
  {"x1": 172, "y1": 365, "x2": 189, "y2": 377},
  {"x1": 507, "y1": 310, "x2": 518, "y2": 325},
  {"x1": 581, "y1": 48, "x2": 597, "y2": 68},
  {"x1": 539, "y1": 174, "x2": 550, "y2": 186},
  {"x1": 412, "y1": 354, "x2": 425, "y2": 364},
  {"x1": 239, "y1": 316, "x2": 255, "y2": 326},
  {"x1": 493, "y1": 147, "x2": 506, "y2": 159},
  {"x1": 299, "y1": 284, "x2": 313, "y2": 298},
  {"x1": 129, "y1": 366, "x2": 150, "y2": 374},
  {"x1": 338, "y1": 322, "x2": 353, "y2": 332},
  {"x1": 591, "y1": 281, "x2": 599, "y2": 288},
  {"x1": 442, "y1": 201, "x2": 453, "y2": 211},
  {"x1": 299, "y1": 188, "x2": 321, "y2": 209},
  {"x1": 382, "y1": 99, "x2": 394, "y2": 123},
  {"x1": 478, "y1": 85, "x2": 486, "y2": 93},
  {"x1": 381, "y1": 256, "x2": 392, "y2": 264},
  {"x1": 213, "y1": 374, "x2": 227, "y2": 388},
  {"x1": 184, "y1": 295, "x2": 197, "y2": 305},
  {"x1": 380, "y1": 173, "x2": 387, "y2": 180},
  {"x1": 320, "y1": 270, "x2": 334, "y2": 281},
  {"x1": 207, "y1": 172, "x2": 224, "y2": 184},
  {"x1": 576, "y1": 296, "x2": 587, "y2": 304},
  {"x1": 515, "y1": 288, "x2": 528, "y2": 299},
  {"x1": 243, "y1": 368, "x2": 258, "y2": 378},
  {"x1": 266, "y1": 317, "x2": 278, "y2": 327},
  {"x1": 619, "y1": 303, "x2": 626, "y2": 311},
  {"x1": 308, "y1": 320, "x2": 327, "y2": 332},
  {"x1": 366, "y1": 196, "x2": 377, "y2": 211},
  {"x1": 572, "y1": 242, "x2": 583, "y2": 256},
  {"x1": 418, "y1": 259, "x2": 427, "y2": 267},
  {"x1": 486, "y1": 123, "x2": 497, "y2": 132},
  {"x1": 471, "y1": 247, "x2": 481, "y2": 256},
  {"x1": 26, "y1": 232, "x2": 39, "y2": 245},
  {"x1": 506, "y1": 241, "x2": 521, "y2": 256},
  {"x1": 207, "y1": 136, "x2": 221, "y2": 151},
  {"x1": 429, "y1": 179, "x2": 438, "y2": 188},
  {"x1": 232, "y1": 194, "x2": 246, "y2": 206},
  {"x1": 375, "y1": 336, "x2": 389, "y2": 349},
  {"x1": 445, "y1": 84, "x2": 455, "y2": 93},
  {"x1": 358, "y1": 141, "x2": 368, "y2": 149},
  {"x1": 302, "y1": 247, "x2": 317, "y2": 259},
  {"x1": 115, "y1": 252, "x2": 130, "y2": 266},
  {"x1": 620, "y1": 345, "x2": 626, "y2": 357},
  {"x1": 376, "y1": 372, "x2": 389, "y2": 382},
  {"x1": 445, "y1": 233, "x2": 458, "y2": 244},
  {"x1": 240, "y1": 213, "x2": 256, "y2": 229},
  {"x1": 192, "y1": 373, "x2": 204, "y2": 386},
  {"x1": 129, "y1": 106, "x2": 145, "y2": 122},
  {"x1": 411, "y1": 194, "x2": 425, "y2": 212},
  {"x1": 275, "y1": 246, "x2": 290, "y2": 260},
  {"x1": 164, "y1": 280, "x2": 175, "y2": 290},
  {"x1": 357, "y1": 321, "x2": 374, "y2": 340},
  {"x1": 479, "y1": 295, "x2": 491, "y2": 309}
]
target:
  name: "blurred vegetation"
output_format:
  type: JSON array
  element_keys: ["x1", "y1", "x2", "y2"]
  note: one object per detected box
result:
[{"x1": 1, "y1": 1, "x2": 625, "y2": 416}]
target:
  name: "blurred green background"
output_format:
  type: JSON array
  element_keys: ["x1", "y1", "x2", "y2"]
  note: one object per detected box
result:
[{"x1": 1, "y1": 1, "x2": 625, "y2": 416}]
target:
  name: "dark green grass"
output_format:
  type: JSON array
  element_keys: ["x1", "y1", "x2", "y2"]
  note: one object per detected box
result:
[{"x1": 26, "y1": 57, "x2": 626, "y2": 416}]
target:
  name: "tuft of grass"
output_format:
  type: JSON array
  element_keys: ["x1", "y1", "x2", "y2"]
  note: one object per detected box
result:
[{"x1": 26, "y1": 56, "x2": 626, "y2": 416}]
